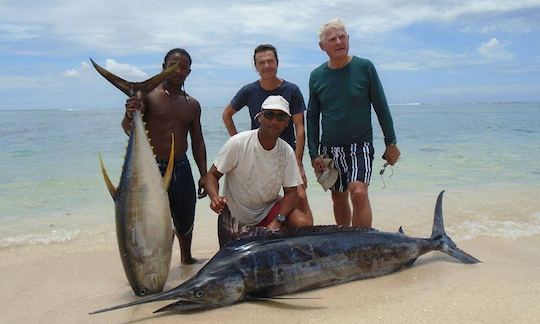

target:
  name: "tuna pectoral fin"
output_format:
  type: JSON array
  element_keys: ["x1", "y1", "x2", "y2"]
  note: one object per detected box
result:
[
  {"x1": 153, "y1": 301, "x2": 215, "y2": 313},
  {"x1": 98, "y1": 153, "x2": 117, "y2": 198},
  {"x1": 431, "y1": 191, "x2": 481, "y2": 264},
  {"x1": 162, "y1": 134, "x2": 175, "y2": 190}
]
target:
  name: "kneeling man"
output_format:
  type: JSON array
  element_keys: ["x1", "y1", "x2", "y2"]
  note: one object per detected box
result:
[{"x1": 206, "y1": 95, "x2": 313, "y2": 247}]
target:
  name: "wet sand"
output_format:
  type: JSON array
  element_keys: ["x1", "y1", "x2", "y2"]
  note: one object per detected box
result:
[{"x1": 1, "y1": 188, "x2": 539, "y2": 323}]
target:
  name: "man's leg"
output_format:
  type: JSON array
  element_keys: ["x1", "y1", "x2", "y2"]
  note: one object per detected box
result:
[
  {"x1": 287, "y1": 207, "x2": 313, "y2": 227},
  {"x1": 177, "y1": 231, "x2": 196, "y2": 265},
  {"x1": 348, "y1": 181, "x2": 372, "y2": 228},
  {"x1": 289, "y1": 185, "x2": 313, "y2": 227},
  {"x1": 331, "y1": 190, "x2": 352, "y2": 226}
]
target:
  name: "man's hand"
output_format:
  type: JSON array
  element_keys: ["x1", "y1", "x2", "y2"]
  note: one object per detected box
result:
[
  {"x1": 383, "y1": 144, "x2": 401, "y2": 165},
  {"x1": 209, "y1": 195, "x2": 227, "y2": 214},
  {"x1": 311, "y1": 156, "x2": 326, "y2": 173},
  {"x1": 125, "y1": 95, "x2": 144, "y2": 119},
  {"x1": 197, "y1": 177, "x2": 207, "y2": 199}
]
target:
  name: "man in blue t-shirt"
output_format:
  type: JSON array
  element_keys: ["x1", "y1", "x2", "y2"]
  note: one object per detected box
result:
[{"x1": 222, "y1": 44, "x2": 313, "y2": 224}]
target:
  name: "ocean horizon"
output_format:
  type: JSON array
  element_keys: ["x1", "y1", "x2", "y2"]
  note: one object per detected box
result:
[{"x1": 1, "y1": 102, "x2": 539, "y2": 247}]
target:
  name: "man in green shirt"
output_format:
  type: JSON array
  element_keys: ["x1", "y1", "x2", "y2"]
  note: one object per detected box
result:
[{"x1": 307, "y1": 19, "x2": 401, "y2": 228}]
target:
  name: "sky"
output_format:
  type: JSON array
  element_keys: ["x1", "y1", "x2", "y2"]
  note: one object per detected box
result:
[{"x1": 1, "y1": 0, "x2": 540, "y2": 110}]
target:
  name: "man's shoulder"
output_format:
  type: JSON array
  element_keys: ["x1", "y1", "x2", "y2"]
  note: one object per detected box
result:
[
  {"x1": 311, "y1": 62, "x2": 328, "y2": 74},
  {"x1": 238, "y1": 81, "x2": 260, "y2": 93},
  {"x1": 231, "y1": 129, "x2": 257, "y2": 143},
  {"x1": 184, "y1": 93, "x2": 201, "y2": 108},
  {"x1": 280, "y1": 80, "x2": 302, "y2": 93},
  {"x1": 309, "y1": 62, "x2": 331, "y2": 82},
  {"x1": 351, "y1": 56, "x2": 374, "y2": 68}
]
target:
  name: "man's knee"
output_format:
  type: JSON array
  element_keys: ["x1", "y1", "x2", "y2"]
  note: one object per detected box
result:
[
  {"x1": 288, "y1": 209, "x2": 313, "y2": 227},
  {"x1": 297, "y1": 186, "x2": 307, "y2": 199},
  {"x1": 349, "y1": 182, "x2": 368, "y2": 203},
  {"x1": 331, "y1": 191, "x2": 348, "y2": 205}
]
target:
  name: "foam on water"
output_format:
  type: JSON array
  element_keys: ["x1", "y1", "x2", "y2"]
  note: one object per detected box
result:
[
  {"x1": 0, "y1": 229, "x2": 80, "y2": 247},
  {"x1": 451, "y1": 211, "x2": 540, "y2": 241}
]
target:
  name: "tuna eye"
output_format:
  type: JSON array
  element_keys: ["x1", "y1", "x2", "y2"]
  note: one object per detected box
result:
[{"x1": 194, "y1": 289, "x2": 204, "y2": 298}]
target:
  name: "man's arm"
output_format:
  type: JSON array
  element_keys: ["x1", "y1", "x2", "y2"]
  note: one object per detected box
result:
[
  {"x1": 367, "y1": 62, "x2": 400, "y2": 165},
  {"x1": 222, "y1": 104, "x2": 239, "y2": 136},
  {"x1": 205, "y1": 165, "x2": 227, "y2": 214},
  {"x1": 291, "y1": 112, "x2": 307, "y2": 185},
  {"x1": 190, "y1": 102, "x2": 208, "y2": 197},
  {"x1": 279, "y1": 186, "x2": 299, "y2": 216},
  {"x1": 307, "y1": 77, "x2": 326, "y2": 172}
]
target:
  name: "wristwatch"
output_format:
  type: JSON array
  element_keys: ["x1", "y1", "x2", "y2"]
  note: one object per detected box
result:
[{"x1": 276, "y1": 213, "x2": 287, "y2": 223}]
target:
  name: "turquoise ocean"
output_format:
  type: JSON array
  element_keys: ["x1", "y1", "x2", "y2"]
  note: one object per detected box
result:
[{"x1": 1, "y1": 102, "x2": 539, "y2": 247}]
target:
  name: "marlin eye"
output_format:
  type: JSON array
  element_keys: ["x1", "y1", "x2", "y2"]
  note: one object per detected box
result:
[{"x1": 194, "y1": 289, "x2": 204, "y2": 298}]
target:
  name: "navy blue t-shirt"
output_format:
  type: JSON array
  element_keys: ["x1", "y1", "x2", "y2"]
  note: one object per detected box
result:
[{"x1": 230, "y1": 80, "x2": 306, "y2": 147}]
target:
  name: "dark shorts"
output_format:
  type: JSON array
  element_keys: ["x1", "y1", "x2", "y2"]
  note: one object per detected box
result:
[
  {"x1": 157, "y1": 156, "x2": 196, "y2": 236},
  {"x1": 321, "y1": 142, "x2": 374, "y2": 192}
]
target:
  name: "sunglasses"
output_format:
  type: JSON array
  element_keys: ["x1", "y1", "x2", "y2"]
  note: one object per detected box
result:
[
  {"x1": 379, "y1": 162, "x2": 393, "y2": 189},
  {"x1": 262, "y1": 110, "x2": 289, "y2": 121}
]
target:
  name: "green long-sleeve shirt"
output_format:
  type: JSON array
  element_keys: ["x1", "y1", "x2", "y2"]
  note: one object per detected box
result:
[{"x1": 307, "y1": 56, "x2": 396, "y2": 158}]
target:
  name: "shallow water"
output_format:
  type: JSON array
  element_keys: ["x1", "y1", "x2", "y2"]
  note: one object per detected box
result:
[{"x1": 0, "y1": 102, "x2": 539, "y2": 246}]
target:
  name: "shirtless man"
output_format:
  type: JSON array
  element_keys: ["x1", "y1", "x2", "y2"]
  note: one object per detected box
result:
[{"x1": 123, "y1": 48, "x2": 207, "y2": 264}]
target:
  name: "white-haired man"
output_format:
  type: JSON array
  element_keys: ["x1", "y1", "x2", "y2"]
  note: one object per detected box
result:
[{"x1": 307, "y1": 19, "x2": 401, "y2": 228}]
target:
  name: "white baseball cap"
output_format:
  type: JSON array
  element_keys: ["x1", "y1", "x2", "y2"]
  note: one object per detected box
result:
[{"x1": 260, "y1": 95, "x2": 291, "y2": 116}]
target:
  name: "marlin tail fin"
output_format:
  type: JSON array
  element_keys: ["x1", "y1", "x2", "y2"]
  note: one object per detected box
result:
[{"x1": 431, "y1": 191, "x2": 481, "y2": 264}]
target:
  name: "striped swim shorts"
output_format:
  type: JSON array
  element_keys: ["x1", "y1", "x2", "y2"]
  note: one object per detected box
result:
[{"x1": 320, "y1": 142, "x2": 374, "y2": 192}]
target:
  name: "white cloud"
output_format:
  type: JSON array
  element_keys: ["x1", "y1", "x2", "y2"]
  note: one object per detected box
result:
[
  {"x1": 102, "y1": 59, "x2": 148, "y2": 80},
  {"x1": 0, "y1": 23, "x2": 43, "y2": 41},
  {"x1": 2, "y1": 1, "x2": 538, "y2": 57},
  {"x1": 63, "y1": 62, "x2": 90, "y2": 78},
  {"x1": 478, "y1": 37, "x2": 514, "y2": 60}
]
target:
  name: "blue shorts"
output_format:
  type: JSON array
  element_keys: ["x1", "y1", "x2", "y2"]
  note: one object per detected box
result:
[
  {"x1": 157, "y1": 156, "x2": 196, "y2": 236},
  {"x1": 321, "y1": 142, "x2": 374, "y2": 192}
]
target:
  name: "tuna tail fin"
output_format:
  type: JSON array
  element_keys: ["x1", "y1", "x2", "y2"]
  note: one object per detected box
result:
[
  {"x1": 431, "y1": 191, "x2": 481, "y2": 264},
  {"x1": 162, "y1": 134, "x2": 175, "y2": 189},
  {"x1": 98, "y1": 153, "x2": 117, "y2": 198},
  {"x1": 89, "y1": 58, "x2": 180, "y2": 97}
]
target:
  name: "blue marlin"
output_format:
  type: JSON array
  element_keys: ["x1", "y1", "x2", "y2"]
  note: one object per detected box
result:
[{"x1": 90, "y1": 191, "x2": 479, "y2": 314}]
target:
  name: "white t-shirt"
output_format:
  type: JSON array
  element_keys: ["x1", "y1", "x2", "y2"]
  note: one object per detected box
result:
[{"x1": 213, "y1": 129, "x2": 302, "y2": 225}]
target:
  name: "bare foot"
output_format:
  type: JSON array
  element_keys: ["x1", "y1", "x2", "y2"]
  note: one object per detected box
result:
[{"x1": 181, "y1": 257, "x2": 205, "y2": 265}]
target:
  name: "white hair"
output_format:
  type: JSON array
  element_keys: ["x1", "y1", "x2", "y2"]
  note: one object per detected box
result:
[{"x1": 318, "y1": 18, "x2": 347, "y2": 43}]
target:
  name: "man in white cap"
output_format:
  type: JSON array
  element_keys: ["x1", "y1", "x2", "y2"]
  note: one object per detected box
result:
[
  {"x1": 206, "y1": 95, "x2": 313, "y2": 246},
  {"x1": 222, "y1": 44, "x2": 313, "y2": 225}
]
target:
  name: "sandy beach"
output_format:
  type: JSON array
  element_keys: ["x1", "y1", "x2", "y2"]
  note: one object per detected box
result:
[{"x1": 1, "y1": 186, "x2": 539, "y2": 324}]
